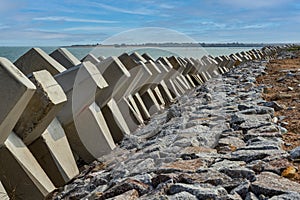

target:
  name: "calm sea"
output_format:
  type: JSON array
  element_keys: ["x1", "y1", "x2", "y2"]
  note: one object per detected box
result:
[{"x1": 0, "y1": 46, "x2": 261, "y2": 62}]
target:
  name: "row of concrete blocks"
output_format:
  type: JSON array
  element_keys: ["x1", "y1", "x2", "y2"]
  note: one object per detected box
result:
[{"x1": 0, "y1": 45, "x2": 282, "y2": 199}]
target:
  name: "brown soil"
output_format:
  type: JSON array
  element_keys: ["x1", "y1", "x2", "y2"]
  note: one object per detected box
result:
[{"x1": 256, "y1": 50, "x2": 300, "y2": 183}]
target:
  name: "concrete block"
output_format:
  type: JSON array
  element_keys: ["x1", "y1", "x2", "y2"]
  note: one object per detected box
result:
[
  {"x1": 116, "y1": 97, "x2": 143, "y2": 132},
  {"x1": 14, "y1": 70, "x2": 67, "y2": 145},
  {"x1": 131, "y1": 93, "x2": 151, "y2": 120},
  {"x1": 117, "y1": 54, "x2": 153, "y2": 121},
  {"x1": 64, "y1": 102, "x2": 116, "y2": 163},
  {"x1": 98, "y1": 55, "x2": 106, "y2": 61},
  {"x1": 140, "y1": 89, "x2": 161, "y2": 116},
  {"x1": 14, "y1": 48, "x2": 66, "y2": 76},
  {"x1": 55, "y1": 61, "x2": 108, "y2": 128},
  {"x1": 142, "y1": 53, "x2": 155, "y2": 61},
  {"x1": 0, "y1": 58, "x2": 36, "y2": 145},
  {"x1": 81, "y1": 53, "x2": 100, "y2": 65},
  {"x1": 28, "y1": 118, "x2": 79, "y2": 187},
  {"x1": 115, "y1": 54, "x2": 144, "y2": 102},
  {"x1": 50, "y1": 48, "x2": 81, "y2": 69},
  {"x1": 0, "y1": 132, "x2": 55, "y2": 199},
  {"x1": 100, "y1": 99, "x2": 130, "y2": 142},
  {"x1": 130, "y1": 52, "x2": 147, "y2": 63},
  {"x1": 0, "y1": 181, "x2": 9, "y2": 200},
  {"x1": 95, "y1": 56, "x2": 130, "y2": 107}
]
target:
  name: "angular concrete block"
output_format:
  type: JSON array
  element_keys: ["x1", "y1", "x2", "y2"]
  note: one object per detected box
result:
[
  {"x1": 101, "y1": 99, "x2": 131, "y2": 142},
  {"x1": 81, "y1": 53, "x2": 100, "y2": 65},
  {"x1": 132, "y1": 93, "x2": 151, "y2": 120},
  {"x1": 0, "y1": 132, "x2": 55, "y2": 199},
  {"x1": 142, "y1": 53, "x2": 155, "y2": 61},
  {"x1": 14, "y1": 70, "x2": 67, "y2": 145},
  {"x1": 0, "y1": 58, "x2": 36, "y2": 145},
  {"x1": 140, "y1": 89, "x2": 161, "y2": 115},
  {"x1": 117, "y1": 97, "x2": 143, "y2": 132},
  {"x1": 98, "y1": 55, "x2": 106, "y2": 61},
  {"x1": 29, "y1": 118, "x2": 79, "y2": 187},
  {"x1": 56, "y1": 61, "x2": 108, "y2": 128},
  {"x1": 95, "y1": 56, "x2": 130, "y2": 107},
  {"x1": 14, "y1": 48, "x2": 66, "y2": 76},
  {"x1": 50, "y1": 48, "x2": 81, "y2": 69},
  {"x1": 130, "y1": 52, "x2": 147, "y2": 63},
  {"x1": 64, "y1": 102, "x2": 116, "y2": 163},
  {"x1": 0, "y1": 181, "x2": 9, "y2": 200}
]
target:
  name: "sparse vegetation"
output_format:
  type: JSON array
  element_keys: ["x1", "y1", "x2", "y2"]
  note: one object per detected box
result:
[{"x1": 287, "y1": 45, "x2": 300, "y2": 52}]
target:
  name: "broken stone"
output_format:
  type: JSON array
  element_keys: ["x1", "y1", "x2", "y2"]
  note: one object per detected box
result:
[
  {"x1": 290, "y1": 146, "x2": 300, "y2": 159},
  {"x1": 251, "y1": 171, "x2": 300, "y2": 197},
  {"x1": 168, "y1": 183, "x2": 228, "y2": 199}
]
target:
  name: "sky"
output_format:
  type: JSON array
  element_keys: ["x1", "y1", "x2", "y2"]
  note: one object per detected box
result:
[{"x1": 0, "y1": 0, "x2": 300, "y2": 46}]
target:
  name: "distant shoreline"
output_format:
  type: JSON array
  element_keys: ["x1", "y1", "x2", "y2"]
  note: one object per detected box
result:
[{"x1": 62, "y1": 43, "x2": 267, "y2": 48}]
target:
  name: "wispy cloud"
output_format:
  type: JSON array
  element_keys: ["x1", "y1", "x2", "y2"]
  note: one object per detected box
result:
[
  {"x1": 33, "y1": 16, "x2": 118, "y2": 23},
  {"x1": 92, "y1": 2, "x2": 156, "y2": 15},
  {"x1": 63, "y1": 26, "x2": 124, "y2": 32},
  {"x1": 219, "y1": 0, "x2": 292, "y2": 9}
]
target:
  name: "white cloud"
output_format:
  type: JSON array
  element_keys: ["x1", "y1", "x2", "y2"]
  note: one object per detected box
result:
[
  {"x1": 92, "y1": 2, "x2": 156, "y2": 15},
  {"x1": 219, "y1": 0, "x2": 292, "y2": 9},
  {"x1": 33, "y1": 16, "x2": 118, "y2": 23}
]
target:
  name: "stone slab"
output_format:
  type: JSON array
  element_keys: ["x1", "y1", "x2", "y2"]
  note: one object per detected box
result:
[
  {"x1": 14, "y1": 70, "x2": 67, "y2": 145},
  {"x1": 0, "y1": 58, "x2": 36, "y2": 145},
  {"x1": 14, "y1": 48, "x2": 66, "y2": 75}
]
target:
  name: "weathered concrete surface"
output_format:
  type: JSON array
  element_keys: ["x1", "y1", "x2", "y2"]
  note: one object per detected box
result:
[
  {"x1": 81, "y1": 53, "x2": 100, "y2": 65},
  {"x1": 0, "y1": 132, "x2": 55, "y2": 199},
  {"x1": 0, "y1": 181, "x2": 9, "y2": 200},
  {"x1": 64, "y1": 102, "x2": 116, "y2": 163},
  {"x1": 28, "y1": 118, "x2": 79, "y2": 187},
  {"x1": 50, "y1": 48, "x2": 81, "y2": 69},
  {"x1": 14, "y1": 48, "x2": 66, "y2": 75},
  {"x1": 14, "y1": 70, "x2": 67, "y2": 145},
  {"x1": 0, "y1": 58, "x2": 36, "y2": 145},
  {"x1": 55, "y1": 62, "x2": 114, "y2": 163}
]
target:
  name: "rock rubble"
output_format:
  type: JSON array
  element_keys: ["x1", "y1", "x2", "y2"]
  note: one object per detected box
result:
[{"x1": 51, "y1": 59, "x2": 300, "y2": 199}]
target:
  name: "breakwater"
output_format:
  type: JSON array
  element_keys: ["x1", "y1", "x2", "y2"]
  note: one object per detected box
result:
[{"x1": 0, "y1": 45, "x2": 298, "y2": 199}]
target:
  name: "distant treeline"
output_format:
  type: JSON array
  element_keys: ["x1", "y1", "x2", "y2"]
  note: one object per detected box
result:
[{"x1": 67, "y1": 42, "x2": 266, "y2": 48}]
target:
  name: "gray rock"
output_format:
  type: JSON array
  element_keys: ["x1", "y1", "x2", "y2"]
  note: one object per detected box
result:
[
  {"x1": 129, "y1": 158, "x2": 156, "y2": 175},
  {"x1": 251, "y1": 172, "x2": 300, "y2": 197},
  {"x1": 261, "y1": 101, "x2": 284, "y2": 111},
  {"x1": 269, "y1": 192, "x2": 300, "y2": 200},
  {"x1": 168, "y1": 191, "x2": 198, "y2": 200},
  {"x1": 231, "y1": 149, "x2": 286, "y2": 163},
  {"x1": 245, "y1": 192, "x2": 259, "y2": 200},
  {"x1": 227, "y1": 192, "x2": 243, "y2": 200},
  {"x1": 290, "y1": 146, "x2": 300, "y2": 159},
  {"x1": 211, "y1": 160, "x2": 246, "y2": 171},
  {"x1": 168, "y1": 183, "x2": 228, "y2": 200},
  {"x1": 219, "y1": 167, "x2": 256, "y2": 181},
  {"x1": 230, "y1": 180, "x2": 250, "y2": 198}
]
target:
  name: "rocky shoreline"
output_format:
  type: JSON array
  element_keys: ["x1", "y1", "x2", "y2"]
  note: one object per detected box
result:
[{"x1": 51, "y1": 51, "x2": 300, "y2": 200}]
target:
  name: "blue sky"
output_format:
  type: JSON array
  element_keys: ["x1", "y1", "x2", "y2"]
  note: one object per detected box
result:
[{"x1": 0, "y1": 0, "x2": 300, "y2": 46}]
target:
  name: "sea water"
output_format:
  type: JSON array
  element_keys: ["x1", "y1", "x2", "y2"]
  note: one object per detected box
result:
[{"x1": 0, "y1": 46, "x2": 261, "y2": 62}]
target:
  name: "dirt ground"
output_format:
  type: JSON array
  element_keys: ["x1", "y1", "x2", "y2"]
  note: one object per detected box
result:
[{"x1": 256, "y1": 49, "x2": 300, "y2": 183}]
